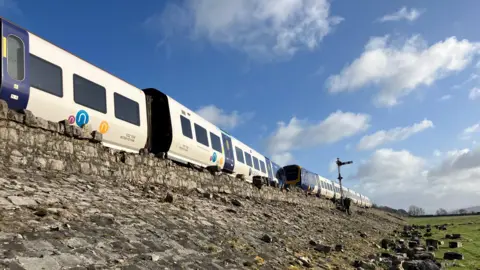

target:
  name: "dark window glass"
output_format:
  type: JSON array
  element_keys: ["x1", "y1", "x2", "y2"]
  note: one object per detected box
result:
[
  {"x1": 180, "y1": 116, "x2": 192, "y2": 139},
  {"x1": 210, "y1": 132, "x2": 222, "y2": 152},
  {"x1": 7, "y1": 35, "x2": 24, "y2": 81},
  {"x1": 260, "y1": 161, "x2": 266, "y2": 173},
  {"x1": 235, "y1": 147, "x2": 245, "y2": 163},
  {"x1": 114, "y1": 93, "x2": 140, "y2": 125},
  {"x1": 30, "y1": 54, "x2": 63, "y2": 97},
  {"x1": 194, "y1": 124, "x2": 209, "y2": 147},
  {"x1": 252, "y1": 156, "x2": 259, "y2": 170},
  {"x1": 73, "y1": 74, "x2": 106, "y2": 113},
  {"x1": 284, "y1": 165, "x2": 299, "y2": 181},
  {"x1": 244, "y1": 152, "x2": 253, "y2": 167}
]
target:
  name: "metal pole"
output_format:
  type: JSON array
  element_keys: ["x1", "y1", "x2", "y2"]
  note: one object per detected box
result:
[{"x1": 336, "y1": 158, "x2": 353, "y2": 208}]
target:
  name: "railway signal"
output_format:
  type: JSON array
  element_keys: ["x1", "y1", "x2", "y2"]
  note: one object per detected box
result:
[{"x1": 336, "y1": 157, "x2": 353, "y2": 206}]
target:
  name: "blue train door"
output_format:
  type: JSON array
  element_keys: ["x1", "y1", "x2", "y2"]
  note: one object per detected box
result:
[
  {"x1": 265, "y1": 157, "x2": 274, "y2": 180},
  {"x1": 1, "y1": 19, "x2": 30, "y2": 110},
  {"x1": 221, "y1": 133, "x2": 235, "y2": 173}
]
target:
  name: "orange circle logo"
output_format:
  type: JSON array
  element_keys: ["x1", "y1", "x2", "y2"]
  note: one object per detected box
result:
[{"x1": 99, "y1": 121, "x2": 109, "y2": 134}]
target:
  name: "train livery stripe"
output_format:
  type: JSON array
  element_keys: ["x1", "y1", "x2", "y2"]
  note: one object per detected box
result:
[{"x1": 2, "y1": 36, "x2": 6, "y2": 58}]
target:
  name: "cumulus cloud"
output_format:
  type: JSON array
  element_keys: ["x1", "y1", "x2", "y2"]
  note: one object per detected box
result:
[
  {"x1": 270, "y1": 152, "x2": 294, "y2": 167},
  {"x1": 147, "y1": 0, "x2": 343, "y2": 60},
  {"x1": 469, "y1": 87, "x2": 480, "y2": 100},
  {"x1": 357, "y1": 119, "x2": 434, "y2": 150},
  {"x1": 195, "y1": 105, "x2": 254, "y2": 130},
  {"x1": 326, "y1": 35, "x2": 480, "y2": 107},
  {"x1": 377, "y1": 6, "x2": 423, "y2": 23},
  {"x1": 355, "y1": 147, "x2": 480, "y2": 213},
  {"x1": 460, "y1": 123, "x2": 480, "y2": 141},
  {"x1": 265, "y1": 111, "x2": 370, "y2": 165}
]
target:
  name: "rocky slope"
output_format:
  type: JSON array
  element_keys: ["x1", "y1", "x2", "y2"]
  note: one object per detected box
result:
[{"x1": 0, "y1": 163, "x2": 405, "y2": 270}]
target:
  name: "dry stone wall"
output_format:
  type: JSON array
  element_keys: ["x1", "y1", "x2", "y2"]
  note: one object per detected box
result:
[{"x1": 0, "y1": 100, "x2": 334, "y2": 209}]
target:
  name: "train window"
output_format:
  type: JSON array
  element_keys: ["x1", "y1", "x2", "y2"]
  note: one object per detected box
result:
[
  {"x1": 180, "y1": 116, "x2": 193, "y2": 139},
  {"x1": 114, "y1": 93, "x2": 140, "y2": 126},
  {"x1": 210, "y1": 132, "x2": 222, "y2": 152},
  {"x1": 30, "y1": 54, "x2": 63, "y2": 97},
  {"x1": 244, "y1": 152, "x2": 253, "y2": 167},
  {"x1": 7, "y1": 35, "x2": 25, "y2": 81},
  {"x1": 194, "y1": 124, "x2": 209, "y2": 147},
  {"x1": 73, "y1": 74, "x2": 106, "y2": 113},
  {"x1": 252, "y1": 156, "x2": 260, "y2": 170},
  {"x1": 235, "y1": 147, "x2": 245, "y2": 163},
  {"x1": 259, "y1": 161, "x2": 266, "y2": 173}
]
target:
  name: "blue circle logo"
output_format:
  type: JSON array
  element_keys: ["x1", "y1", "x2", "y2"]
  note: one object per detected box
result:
[
  {"x1": 76, "y1": 110, "x2": 89, "y2": 127},
  {"x1": 211, "y1": 152, "x2": 217, "y2": 162}
]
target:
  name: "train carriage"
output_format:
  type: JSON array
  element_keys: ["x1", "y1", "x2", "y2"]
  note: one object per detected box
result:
[
  {"x1": 230, "y1": 137, "x2": 269, "y2": 182},
  {"x1": 1, "y1": 18, "x2": 148, "y2": 153},
  {"x1": 0, "y1": 16, "x2": 374, "y2": 208}
]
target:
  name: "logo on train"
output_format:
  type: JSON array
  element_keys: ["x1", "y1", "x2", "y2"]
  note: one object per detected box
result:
[
  {"x1": 210, "y1": 152, "x2": 225, "y2": 167},
  {"x1": 66, "y1": 110, "x2": 109, "y2": 134},
  {"x1": 76, "y1": 110, "x2": 89, "y2": 127},
  {"x1": 210, "y1": 152, "x2": 218, "y2": 163},
  {"x1": 99, "y1": 121, "x2": 109, "y2": 134}
]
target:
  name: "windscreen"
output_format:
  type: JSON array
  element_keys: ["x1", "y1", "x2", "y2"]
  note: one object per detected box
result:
[{"x1": 283, "y1": 165, "x2": 299, "y2": 181}]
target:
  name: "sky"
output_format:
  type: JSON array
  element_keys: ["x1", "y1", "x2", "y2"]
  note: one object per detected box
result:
[{"x1": 3, "y1": 0, "x2": 480, "y2": 214}]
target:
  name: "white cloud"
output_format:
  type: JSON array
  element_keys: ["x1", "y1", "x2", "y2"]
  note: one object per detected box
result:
[
  {"x1": 377, "y1": 6, "x2": 423, "y2": 23},
  {"x1": 460, "y1": 123, "x2": 480, "y2": 141},
  {"x1": 195, "y1": 105, "x2": 254, "y2": 130},
  {"x1": 469, "y1": 87, "x2": 480, "y2": 100},
  {"x1": 150, "y1": 0, "x2": 343, "y2": 60},
  {"x1": 265, "y1": 111, "x2": 370, "y2": 165},
  {"x1": 439, "y1": 94, "x2": 452, "y2": 101},
  {"x1": 357, "y1": 119, "x2": 434, "y2": 150},
  {"x1": 270, "y1": 152, "x2": 294, "y2": 166},
  {"x1": 433, "y1": 149, "x2": 442, "y2": 157},
  {"x1": 326, "y1": 35, "x2": 480, "y2": 107},
  {"x1": 355, "y1": 147, "x2": 480, "y2": 213}
]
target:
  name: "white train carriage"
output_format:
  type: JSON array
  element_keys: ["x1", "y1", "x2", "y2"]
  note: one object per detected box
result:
[
  {"x1": 365, "y1": 196, "x2": 373, "y2": 208},
  {"x1": 318, "y1": 175, "x2": 335, "y2": 199},
  {"x1": 333, "y1": 182, "x2": 342, "y2": 200},
  {"x1": 267, "y1": 160, "x2": 283, "y2": 186},
  {"x1": 355, "y1": 192, "x2": 362, "y2": 207},
  {"x1": 231, "y1": 137, "x2": 269, "y2": 183},
  {"x1": 18, "y1": 30, "x2": 149, "y2": 153},
  {"x1": 161, "y1": 96, "x2": 228, "y2": 170}
]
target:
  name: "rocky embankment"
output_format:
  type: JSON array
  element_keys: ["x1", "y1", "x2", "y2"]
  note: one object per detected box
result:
[
  {"x1": 0, "y1": 164, "x2": 405, "y2": 270},
  {"x1": 0, "y1": 101, "x2": 407, "y2": 269}
]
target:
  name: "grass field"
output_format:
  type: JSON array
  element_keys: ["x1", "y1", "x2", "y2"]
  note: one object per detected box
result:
[{"x1": 408, "y1": 215, "x2": 480, "y2": 269}]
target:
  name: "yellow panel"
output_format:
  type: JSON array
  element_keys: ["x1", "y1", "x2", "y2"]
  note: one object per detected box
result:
[{"x1": 2, "y1": 36, "x2": 6, "y2": 58}]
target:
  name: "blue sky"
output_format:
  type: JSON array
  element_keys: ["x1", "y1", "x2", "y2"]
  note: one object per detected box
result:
[{"x1": 4, "y1": 0, "x2": 480, "y2": 213}]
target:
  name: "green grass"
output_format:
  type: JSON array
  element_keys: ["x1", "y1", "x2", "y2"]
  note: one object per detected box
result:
[{"x1": 408, "y1": 215, "x2": 480, "y2": 269}]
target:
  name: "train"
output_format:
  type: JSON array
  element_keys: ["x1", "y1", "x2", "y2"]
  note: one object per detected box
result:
[{"x1": 0, "y1": 17, "x2": 372, "y2": 208}]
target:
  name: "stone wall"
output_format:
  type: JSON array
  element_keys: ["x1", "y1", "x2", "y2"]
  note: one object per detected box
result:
[{"x1": 0, "y1": 100, "x2": 335, "y2": 209}]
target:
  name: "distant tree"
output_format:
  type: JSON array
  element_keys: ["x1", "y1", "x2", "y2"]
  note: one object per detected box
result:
[
  {"x1": 408, "y1": 205, "x2": 425, "y2": 216},
  {"x1": 458, "y1": 209, "x2": 467, "y2": 214},
  {"x1": 436, "y1": 208, "x2": 448, "y2": 215}
]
